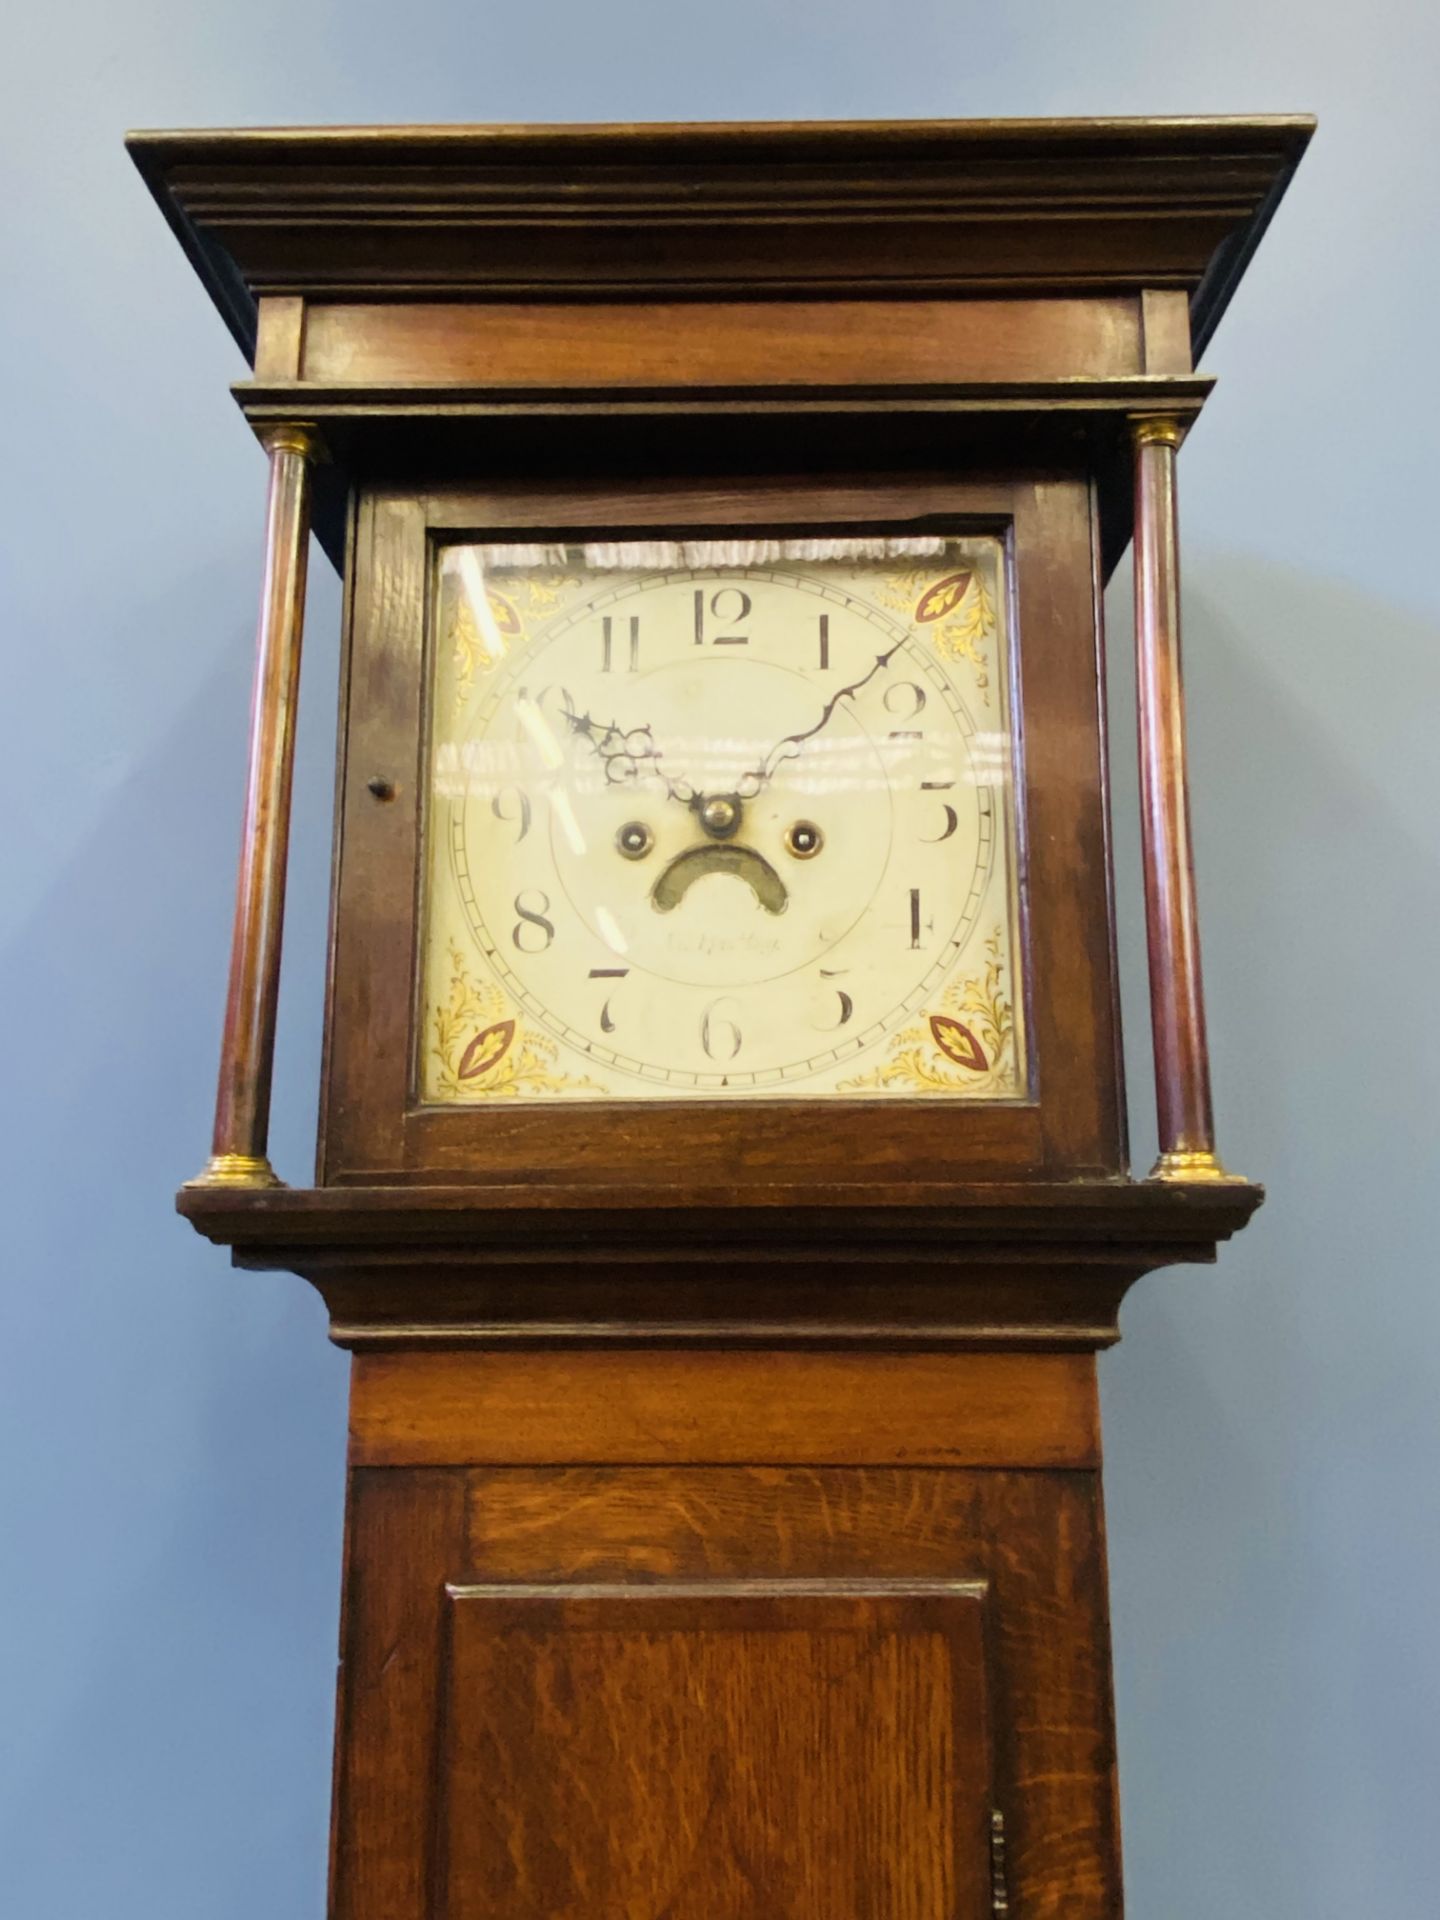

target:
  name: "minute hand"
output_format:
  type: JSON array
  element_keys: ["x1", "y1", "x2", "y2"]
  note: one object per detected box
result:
[{"x1": 738, "y1": 641, "x2": 905, "y2": 796}]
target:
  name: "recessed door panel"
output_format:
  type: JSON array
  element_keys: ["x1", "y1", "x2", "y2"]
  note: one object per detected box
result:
[{"x1": 439, "y1": 1580, "x2": 995, "y2": 1920}]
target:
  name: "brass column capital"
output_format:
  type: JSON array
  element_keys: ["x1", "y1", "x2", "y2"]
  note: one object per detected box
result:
[
  {"x1": 1131, "y1": 414, "x2": 1187, "y2": 451},
  {"x1": 257, "y1": 421, "x2": 325, "y2": 462}
]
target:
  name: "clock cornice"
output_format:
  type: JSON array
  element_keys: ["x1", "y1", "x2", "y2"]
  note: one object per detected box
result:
[{"x1": 127, "y1": 115, "x2": 1313, "y2": 360}]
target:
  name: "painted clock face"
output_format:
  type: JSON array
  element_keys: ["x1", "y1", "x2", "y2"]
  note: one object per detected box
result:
[{"x1": 419, "y1": 535, "x2": 1025, "y2": 1102}]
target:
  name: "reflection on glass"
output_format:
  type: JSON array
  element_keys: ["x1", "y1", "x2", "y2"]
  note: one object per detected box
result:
[{"x1": 420, "y1": 535, "x2": 1025, "y2": 1102}]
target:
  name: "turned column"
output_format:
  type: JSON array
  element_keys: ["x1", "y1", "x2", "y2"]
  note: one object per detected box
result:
[
  {"x1": 189, "y1": 424, "x2": 321, "y2": 1189},
  {"x1": 1131, "y1": 415, "x2": 1238, "y2": 1182}
]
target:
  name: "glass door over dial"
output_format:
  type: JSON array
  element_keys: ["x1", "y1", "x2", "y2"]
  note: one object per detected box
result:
[{"x1": 420, "y1": 534, "x2": 1026, "y2": 1102}]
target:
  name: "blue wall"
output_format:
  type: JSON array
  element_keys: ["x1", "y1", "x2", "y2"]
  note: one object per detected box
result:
[{"x1": 4, "y1": 4, "x2": 1436, "y2": 1913}]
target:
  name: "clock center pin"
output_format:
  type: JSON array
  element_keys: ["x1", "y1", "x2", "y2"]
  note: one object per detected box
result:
[{"x1": 699, "y1": 794, "x2": 741, "y2": 839}]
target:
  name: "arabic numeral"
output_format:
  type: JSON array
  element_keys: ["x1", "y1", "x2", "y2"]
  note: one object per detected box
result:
[
  {"x1": 701, "y1": 997, "x2": 743, "y2": 1060},
  {"x1": 491, "y1": 786, "x2": 532, "y2": 842},
  {"x1": 589, "y1": 966, "x2": 628, "y2": 1033},
  {"x1": 694, "y1": 587, "x2": 752, "y2": 646},
  {"x1": 884, "y1": 680, "x2": 927, "y2": 719},
  {"x1": 813, "y1": 986, "x2": 853, "y2": 1030},
  {"x1": 512, "y1": 889, "x2": 556, "y2": 953},
  {"x1": 919, "y1": 777, "x2": 958, "y2": 842}
]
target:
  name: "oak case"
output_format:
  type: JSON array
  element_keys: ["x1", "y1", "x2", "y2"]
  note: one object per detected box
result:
[{"x1": 132, "y1": 116, "x2": 1311, "y2": 1918}]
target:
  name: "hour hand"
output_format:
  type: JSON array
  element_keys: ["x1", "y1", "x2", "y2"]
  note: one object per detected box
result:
[{"x1": 564, "y1": 707, "x2": 694, "y2": 805}]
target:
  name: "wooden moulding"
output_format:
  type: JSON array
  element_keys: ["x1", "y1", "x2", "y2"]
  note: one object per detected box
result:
[
  {"x1": 232, "y1": 383, "x2": 1220, "y2": 590},
  {"x1": 233, "y1": 378, "x2": 1218, "y2": 583},
  {"x1": 236, "y1": 381, "x2": 1214, "y2": 418},
  {"x1": 126, "y1": 117, "x2": 1314, "y2": 354},
  {"x1": 309, "y1": 1273, "x2": 1151, "y2": 1355},
  {"x1": 129, "y1": 117, "x2": 1309, "y2": 585},
  {"x1": 176, "y1": 1175, "x2": 1263, "y2": 1246},
  {"x1": 347, "y1": 1349, "x2": 1101, "y2": 1469},
  {"x1": 175, "y1": 1177, "x2": 1263, "y2": 1351}
]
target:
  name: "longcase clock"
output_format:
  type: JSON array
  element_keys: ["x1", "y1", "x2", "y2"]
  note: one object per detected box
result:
[{"x1": 130, "y1": 115, "x2": 1312, "y2": 1918}]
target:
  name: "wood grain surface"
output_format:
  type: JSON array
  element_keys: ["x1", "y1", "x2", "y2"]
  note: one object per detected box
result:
[
  {"x1": 301, "y1": 296, "x2": 1143, "y2": 387},
  {"x1": 331, "y1": 1460, "x2": 1119, "y2": 1918},
  {"x1": 439, "y1": 1581, "x2": 991, "y2": 1918},
  {"x1": 348, "y1": 1349, "x2": 1100, "y2": 1469}
]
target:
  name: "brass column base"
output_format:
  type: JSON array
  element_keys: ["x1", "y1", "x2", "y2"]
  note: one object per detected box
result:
[
  {"x1": 185, "y1": 1152, "x2": 285, "y2": 1190},
  {"x1": 1149, "y1": 1148, "x2": 1246, "y2": 1184}
]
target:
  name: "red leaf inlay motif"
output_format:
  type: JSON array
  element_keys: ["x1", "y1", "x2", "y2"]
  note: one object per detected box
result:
[
  {"x1": 914, "y1": 571, "x2": 974, "y2": 624},
  {"x1": 458, "y1": 1019, "x2": 515, "y2": 1080},
  {"x1": 929, "y1": 1014, "x2": 987, "y2": 1072},
  {"x1": 486, "y1": 591, "x2": 523, "y2": 637}
]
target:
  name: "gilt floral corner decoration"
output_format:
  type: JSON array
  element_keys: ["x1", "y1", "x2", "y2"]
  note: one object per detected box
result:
[
  {"x1": 839, "y1": 929, "x2": 1019, "y2": 1096},
  {"x1": 430, "y1": 944, "x2": 603, "y2": 1099}
]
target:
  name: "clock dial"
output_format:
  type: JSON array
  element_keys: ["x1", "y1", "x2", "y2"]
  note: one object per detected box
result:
[{"x1": 420, "y1": 536, "x2": 1025, "y2": 1101}]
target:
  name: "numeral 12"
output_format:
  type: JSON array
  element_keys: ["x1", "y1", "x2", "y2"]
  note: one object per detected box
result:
[{"x1": 693, "y1": 588, "x2": 751, "y2": 645}]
